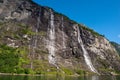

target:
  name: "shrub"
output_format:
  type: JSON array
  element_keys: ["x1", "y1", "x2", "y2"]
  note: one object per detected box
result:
[
  {"x1": 62, "y1": 68, "x2": 74, "y2": 75},
  {"x1": 76, "y1": 69, "x2": 85, "y2": 75},
  {"x1": 0, "y1": 44, "x2": 20, "y2": 73}
]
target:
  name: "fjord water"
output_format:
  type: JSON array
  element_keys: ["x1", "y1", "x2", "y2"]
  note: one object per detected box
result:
[{"x1": 0, "y1": 75, "x2": 120, "y2": 80}]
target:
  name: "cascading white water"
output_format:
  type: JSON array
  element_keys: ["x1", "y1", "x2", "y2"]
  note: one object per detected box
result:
[
  {"x1": 77, "y1": 26, "x2": 98, "y2": 73},
  {"x1": 47, "y1": 10, "x2": 56, "y2": 66},
  {"x1": 61, "y1": 16, "x2": 66, "y2": 49}
]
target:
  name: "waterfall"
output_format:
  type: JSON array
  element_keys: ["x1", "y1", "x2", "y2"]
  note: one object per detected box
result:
[
  {"x1": 47, "y1": 9, "x2": 57, "y2": 67},
  {"x1": 61, "y1": 16, "x2": 66, "y2": 49},
  {"x1": 32, "y1": 10, "x2": 41, "y2": 56},
  {"x1": 77, "y1": 26, "x2": 98, "y2": 73},
  {"x1": 34, "y1": 10, "x2": 41, "y2": 48},
  {"x1": 29, "y1": 10, "x2": 41, "y2": 69}
]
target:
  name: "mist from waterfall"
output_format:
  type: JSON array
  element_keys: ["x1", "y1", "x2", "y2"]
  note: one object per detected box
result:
[{"x1": 77, "y1": 26, "x2": 98, "y2": 73}]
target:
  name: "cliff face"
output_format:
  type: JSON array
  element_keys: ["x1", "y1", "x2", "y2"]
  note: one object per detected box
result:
[
  {"x1": 111, "y1": 42, "x2": 120, "y2": 55},
  {"x1": 0, "y1": 0, "x2": 120, "y2": 75}
]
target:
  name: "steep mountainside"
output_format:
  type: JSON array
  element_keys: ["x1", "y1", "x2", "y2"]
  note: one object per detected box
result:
[
  {"x1": 111, "y1": 42, "x2": 120, "y2": 55},
  {"x1": 0, "y1": 0, "x2": 120, "y2": 75}
]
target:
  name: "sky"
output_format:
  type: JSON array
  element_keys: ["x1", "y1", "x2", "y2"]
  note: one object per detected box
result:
[{"x1": 32, "y1": 0, "x2": 120, "y2": 44}]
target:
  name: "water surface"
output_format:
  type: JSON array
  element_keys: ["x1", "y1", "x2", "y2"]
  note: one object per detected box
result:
[{"x1": 0, "y1": 75, "x2": 120, "y2": 80}]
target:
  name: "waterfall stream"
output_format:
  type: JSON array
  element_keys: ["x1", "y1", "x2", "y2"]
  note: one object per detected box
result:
[
  {"x1": 34, "y1": 10, "x2": 40, "y2": 49},
  {"x1": 61, "y1": 16, "x2": 66, "y2": 49},
  {"x1": 77, "y1": 26, "x2": 98, "y2": 73},
  {"x1": 29, "y1": 9, "x2": 41, "y2": 69},
  {"x1": 47, "y1": 9, "x2": 58, "y2": 68}
]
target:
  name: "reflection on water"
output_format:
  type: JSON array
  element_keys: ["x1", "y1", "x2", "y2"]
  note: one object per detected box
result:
[
  {"x1": 91, "y1": 75, "x2": 99, "y2": 80},
  {"x1": 0, "y1": 75, "x2": 120, "y2": 80}
]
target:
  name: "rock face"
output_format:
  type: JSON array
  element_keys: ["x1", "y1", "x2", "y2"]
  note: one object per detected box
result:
[
  {"x1": 111, "y1": 42, "x2": 120, "y2": 55},
  {"x1": 0, "y1": 0, "x2": 120, "y2": 75}
]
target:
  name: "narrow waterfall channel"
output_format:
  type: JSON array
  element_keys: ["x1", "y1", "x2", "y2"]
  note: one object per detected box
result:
[
  {"x1": 77, "y1": 26, "x2": 98, "y2": 73},
  {"x1": 34, "y1": 10, "x2": 40, "y2": 49},
  {"x1": 29, "y1": 10, "x2": 41, "y2": 69},
  {"x1": 61, "y1": 16, "x2": 66, "y2": 49},
  {"x1": 47, "y1": 10, "x2": 58, "y2": 68}
]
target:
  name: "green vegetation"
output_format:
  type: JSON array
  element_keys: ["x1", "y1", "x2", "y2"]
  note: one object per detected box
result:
[
  {"x1": 0, "y1": 44, "x2": 20, "y2": 73},
  {"x1": 0, "y1": 44, "x2": 30, "y2": 74},
  {"x1": 17, "y1": 23, "x2": 35, "y2": 36},
  {"x1": 17, "y1": 23, "x2": 28, "y2": 28},
  {"x1": 75, "y1": 69, "x2": 86, "y2": 75},
  {"x1": 61, "y1": 68, "x2": 74, "y2": 75},
  {"x1": 21, "y1": 28, "x2": 35, "y2": 35},
  {"x1": 0, "y1": 45, "x2": 88, "y2": 75}
]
